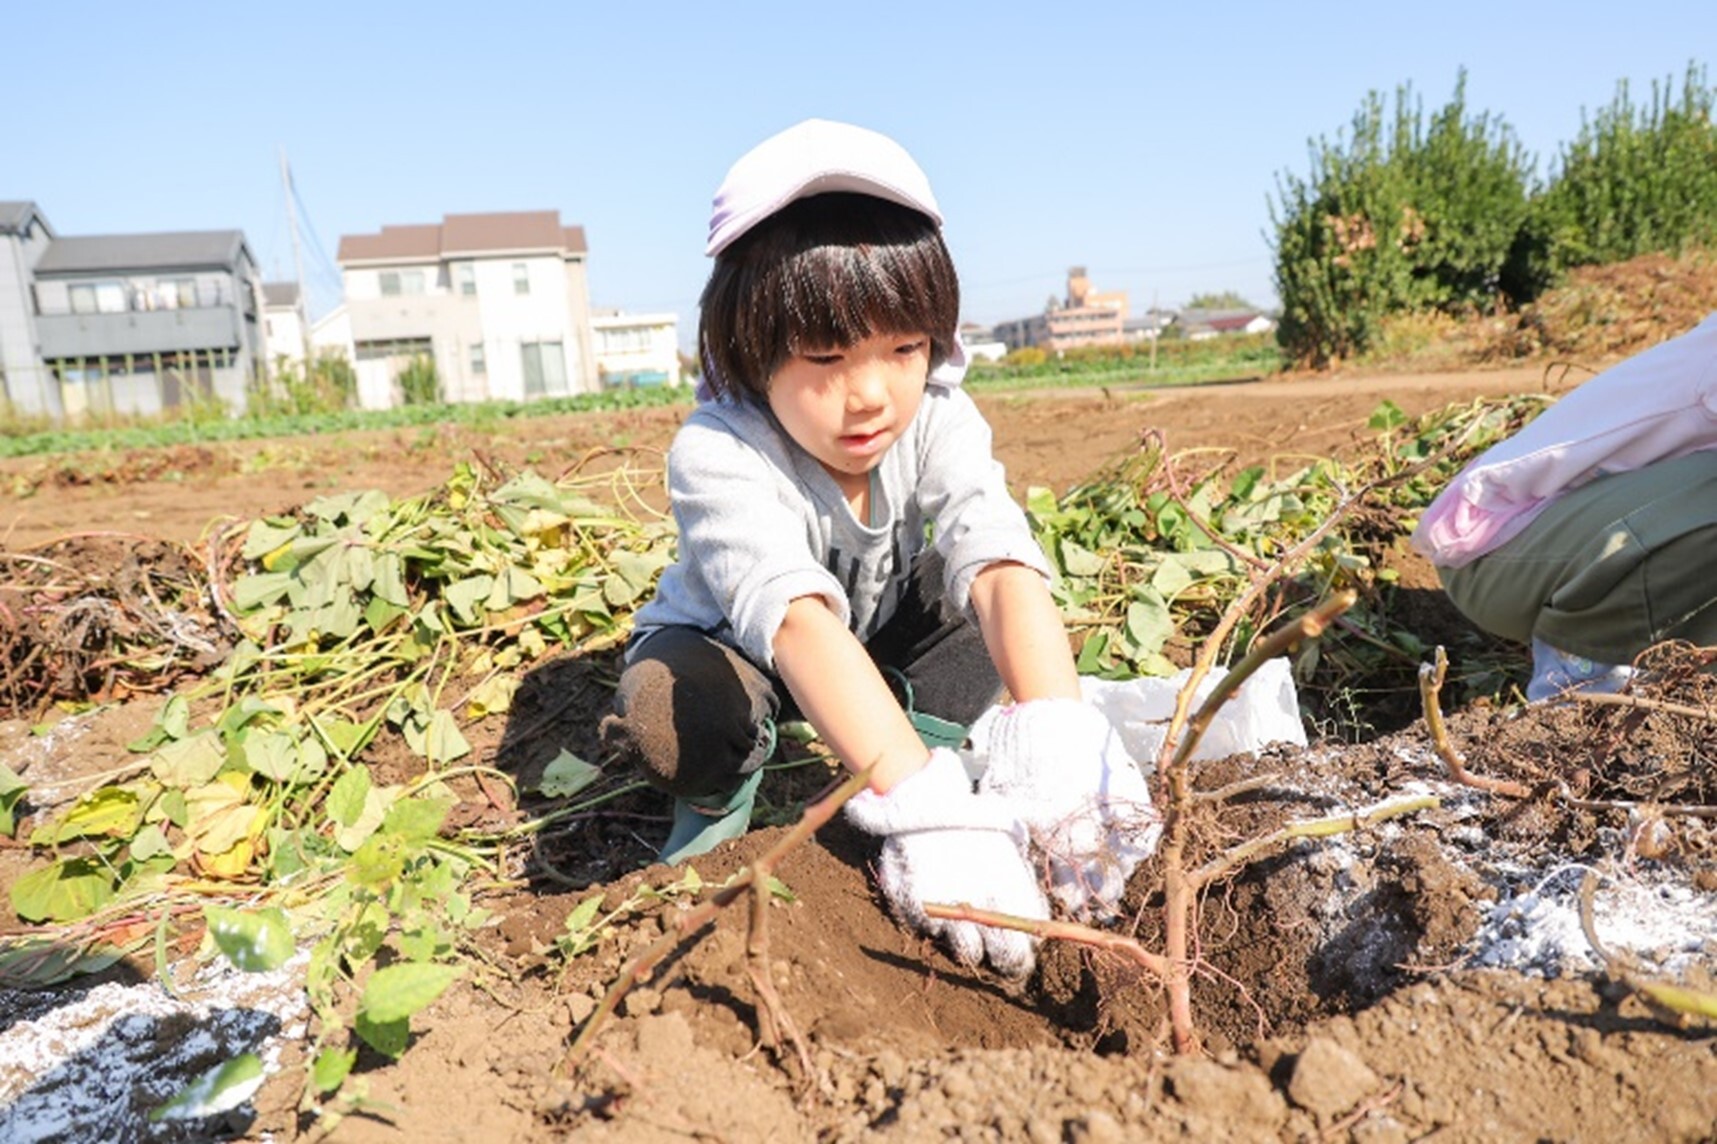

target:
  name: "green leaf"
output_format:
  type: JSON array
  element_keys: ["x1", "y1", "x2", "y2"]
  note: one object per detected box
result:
[
  {"x1": 342, "y1": 901, "x2": 390, "y2": 963},
  {"x1": 0, "y1": 936, "x2": 125, "y2": 989},
  {"x1": 354, "y1": 1011, "x2": 410, "y2": 1059},
  {"x1": 311, "y1": 1046, "x2": 357, "y2": 1094},
  {"x1": 232, "y1": 570, "x2": 293, "y2": 611},
  {"x1": 381, "y1": 796, "x2": 452, "y2": 845},
  {"x1": 359, "y1": 961, "x2": 460, "y2": 1024},
  {"x1": 241, "y1": 730, "x2": 300, "y2": 782},
  {"x1": 150, "y1": 1053, "x2": 265, "y2": 1122},
  {"x1": 562, "y1": 895, "x2": 602, "y2": 943},
  {"x1": 1057, "y1": 537, "x2": 1107, "y2": 577},
  {"x1": 242, "y1": 520, "x2": 301, "y2": 562},
  {"x1": 537, "y1": 750, "x2": 601, "y2": 798},
  {"x1": 0, "y1": 764, "x2": 26, "y2": 838},
  {"x1": 149, "y1": 731, "x2": 227, "y2": 787},
  {"x1": 334, "y1": 783, "x2": 396, "y2": 853},
  {"x1": 205, "y1": 905, "x2": 295, "y2": 972},
  {"x1": 1368, "y1": 399, "x2": 1407, "y2": 431},
  {"x1": 372, "y1": 552, "x2": 410, "y2": 605},
  {"x1": 129, "y1": 823, "x2": 172, "y2": 861},
  {"x1": 327, "y1": 766, "x2": 373, "y2": 827},
  {"x1": 444, "y1": 575, "x2": 494, "y2": 624},
  {"x1": 420, "y1": 710, "x2": 470, "y2": 764},
  {"x1": 397, "y1": 922, "x2": 453, "y2": 962},
  {"x1": 317, "y1": 717, "x2": 373, "y2": 759},
  {"x1": 1075, "y1": 631, "x2": 1111, "y2": 674},
  {"x1": 1122, "y1": 590, "x2": 1174, "y2": 658},
  {"x1": 11, "y1": 858, "x2": 115, "y2": 923},
  {"x1": 766, "y1": 876, "x2": 796, "y2": 903}
]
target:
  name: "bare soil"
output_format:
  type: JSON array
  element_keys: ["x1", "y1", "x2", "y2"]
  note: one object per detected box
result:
[{"x1": 3, "y1": 356, "x2": 1716, "y2": 1143}]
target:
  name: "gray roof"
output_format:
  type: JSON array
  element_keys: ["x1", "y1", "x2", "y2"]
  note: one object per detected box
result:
[
  {"x1": 0, "y1": 201, "x2": 48, "y2": 236},
  {"x1": 262, "y1": 281, "x2": 301, "y2": 306},
  {"x1": 35, "y1": 230, "x2": 250, "y2": 275}
]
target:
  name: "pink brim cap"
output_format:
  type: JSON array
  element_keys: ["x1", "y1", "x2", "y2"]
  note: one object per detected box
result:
[{"x1": 705, "y1": 118, "x2": 943, "y2": 257}]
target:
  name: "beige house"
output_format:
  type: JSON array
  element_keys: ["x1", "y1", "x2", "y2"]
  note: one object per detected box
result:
[{"x1": 333, "y1": 211, "x2": 596, "y2": 409}]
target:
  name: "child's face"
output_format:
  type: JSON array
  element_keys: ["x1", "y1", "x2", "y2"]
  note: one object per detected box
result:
[{"x1": 767, "y1": 330, "x2": 932, "y2": 492}]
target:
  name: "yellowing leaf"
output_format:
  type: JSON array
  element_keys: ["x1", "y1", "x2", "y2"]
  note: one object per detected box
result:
[
  {"x1": 465, "y1": 675, "x2": 520, "y2": 719},
  {"x1": 334, "y1": 784, "x2": 399, "y2": 853},
  {"x1": 40, "y1": 787, "x2": 142, "y2": 845}
]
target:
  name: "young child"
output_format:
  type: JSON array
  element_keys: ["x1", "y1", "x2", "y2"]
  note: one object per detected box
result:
[
  {"x1": 600, "y1": 119, "x2": 1153, "y2": 976},
  {"x1": 1413, "y1": 311, "x2": 1717, "y2": 699}
]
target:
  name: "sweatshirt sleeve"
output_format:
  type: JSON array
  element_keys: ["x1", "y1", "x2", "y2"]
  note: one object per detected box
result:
[
  {"x1": 666, "y1": 415, "x2": 849, "y2": 669},
  {"x1": 913, "y1": 388, "x2": 1053, "y2": 610}
]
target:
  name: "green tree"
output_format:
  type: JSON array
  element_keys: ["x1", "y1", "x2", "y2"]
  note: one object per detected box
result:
[{"x1": 1185, "y1": 291, "x2": 1255, "y2": 310}]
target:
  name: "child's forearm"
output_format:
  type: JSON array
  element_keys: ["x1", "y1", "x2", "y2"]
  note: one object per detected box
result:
[
  {"x1": 773, "y1": 596, "x2": 931, "y2": 794},
  {"x1": 970, "y1": 561, "x2": 1082, "y2": 703}
]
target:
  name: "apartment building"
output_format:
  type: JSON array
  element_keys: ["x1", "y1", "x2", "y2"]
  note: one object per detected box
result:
[
  {"x1": 334, "y1": 210, "x2": 597, "y2": 409},
  {"x1": 0, "y1": 203, "x2": 264, "y2": 420},
  {"x1": 994, "y1": 267, "x2": 1129, "y2": 353}
]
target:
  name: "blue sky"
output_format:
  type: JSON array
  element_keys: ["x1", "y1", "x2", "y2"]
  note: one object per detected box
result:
[{"x1": 5, "y1": 2, "x2": 1711, "y2": 343}]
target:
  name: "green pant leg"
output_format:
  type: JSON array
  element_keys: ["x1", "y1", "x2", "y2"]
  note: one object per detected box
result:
[{"x1": 1438, "y1": 450, "x2": 1717, "y2": 664}]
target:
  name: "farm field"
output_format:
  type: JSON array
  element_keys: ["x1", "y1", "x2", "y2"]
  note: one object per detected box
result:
[{"x1": 2, "y1": 354, "x2": 1715, "y2": 1142}]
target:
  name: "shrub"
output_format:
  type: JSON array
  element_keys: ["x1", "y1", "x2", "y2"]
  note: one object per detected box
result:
[
  {"x1": 397, "y1": 355, "x2": 440, "y2": 406},
  {"x1": 1533, "y1": 63, "x2": 1717, "y2": 273},
  {"x1": 1271, "y1": 72, "x2": 1533, "y2": 367}
]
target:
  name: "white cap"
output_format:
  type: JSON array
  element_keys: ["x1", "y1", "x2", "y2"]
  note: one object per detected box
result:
[{"x1": 705, "y1": 118, "x2": 942, "y2": 257}]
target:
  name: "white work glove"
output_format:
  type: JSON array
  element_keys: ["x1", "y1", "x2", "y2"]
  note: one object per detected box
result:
[
  {"x1": 977, "y1": 698, "x2": 1162, "y2": 919},
  {"x1": 845, "y1": 748, "x2": 1049, "y2": 978}
]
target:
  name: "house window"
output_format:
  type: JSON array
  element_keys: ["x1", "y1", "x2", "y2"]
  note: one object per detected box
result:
[
  {"x1": 69, "y1": 281, "x2": 127, "y2": 314},
  {"x1": 454, "y1": 263, "x2": 476, "y2": 296},
  {"x1": 157, "y1": 278, "x2": 196, "y2": 309},
  {"x1": 470, "y1": 342, "x2": 486, "y2": 375},
  {"x1": 378, "y1": 270, "x2": 427, "y2": 297},
  {"x1": 520, "y1": 341, "x2": 566, "y2": 397},
  {"x1": 512, "y1": 263, "x2": 530, "y2": 295}
]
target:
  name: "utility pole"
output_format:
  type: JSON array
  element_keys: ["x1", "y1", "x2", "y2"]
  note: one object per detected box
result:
[
  {"x1": 279, "y1": 147, "x2": 314, "y2": 377},
  {"x1": 1150, "y1": 289, "x2": 1159, "y2": 372}
]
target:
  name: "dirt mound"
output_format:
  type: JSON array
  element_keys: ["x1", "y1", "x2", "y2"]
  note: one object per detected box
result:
[{"x1": 288, "y1": 657, "x2": 1717, "y2": 1143}]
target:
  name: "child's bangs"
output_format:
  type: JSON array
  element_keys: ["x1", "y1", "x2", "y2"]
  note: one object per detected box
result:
[{"x1": 780, "y1": 241, "x2": 945, "y2": 350}]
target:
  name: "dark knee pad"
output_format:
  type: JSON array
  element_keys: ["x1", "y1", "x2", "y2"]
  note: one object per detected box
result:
[{"x1": 599, "y1": 628, "x2": 779, "y2": 801}]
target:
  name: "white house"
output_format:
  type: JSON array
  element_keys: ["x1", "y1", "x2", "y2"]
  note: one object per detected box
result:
[
  {"x1": 334, "y1": 210, "x2": 597, "y2": 410},
  {"x1": 591, "y1": 310, "x2": 681, "y2": 388},
  {"x1": 261, "y1": 281, "x2": 308, "y2": 369}
]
